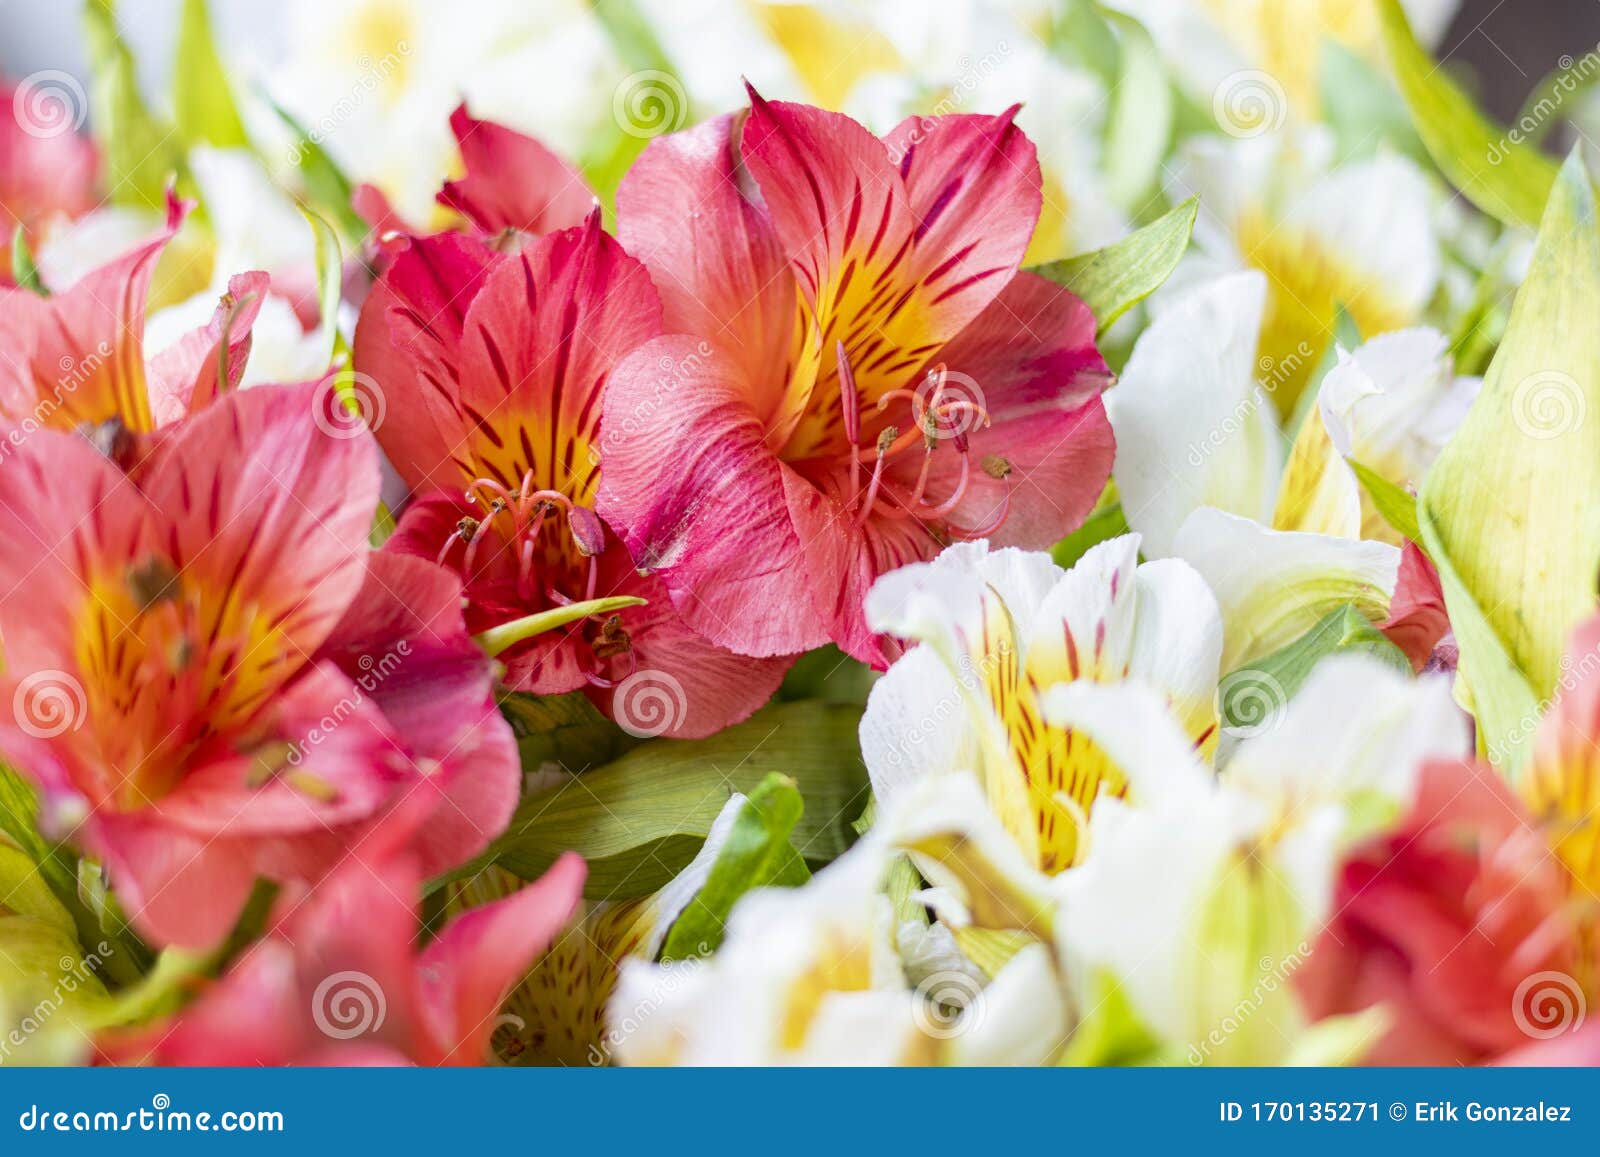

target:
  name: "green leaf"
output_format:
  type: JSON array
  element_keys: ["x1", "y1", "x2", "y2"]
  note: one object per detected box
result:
[
  {"x1": 1030, "y1": 196, "x2": 1197, "y2": 335},
  {"x1": 1220, "y1": 603, "x2": 1412, "y2": 734},
  {"x1": 435, "y1": 701, "x2": 870, "y2": 900},
  {"x1": 1318, "y1": 40, "x2": 1427, "y2": 166},
  {"x1": 1058, "y1": 970, "x2": 1170, "y2": 1067},
  {"x1": 266, "y1": 98, "x2": 368, "y2": 240},
  {"x1": 172, "y1": 0, "x2": 248, "y2": 149},
  {"x1": 776, "y1": 645, "x2": 877, "y2": 706},
  {"x1": 496, "y1": 691, "x2": 637, "y2": 773},
  {"x1": 657, "y1": 773, "x2": 810, "y2": 961},
  {"x1": 1419, "y1": 150, "x2": 1600, "y2": 773},
  {"x1": 8, "y1": 225, "x2": 45, "y2": 295},
  {"x1": 83, "y1": 0, "x2": 184, "y2": 210},
  {"x1": 1376, "y1": 0, "x2": 1562, "y2": 229},
  {"x1": 1052, "y1": 494, "x2": 1130, "y2": 569},
  {"x1": 0, "y1": 765, "x2": 146, "y2": 985},
  {"x1": 301, "y1": 206, "x2": 346, "y2": 365},
  {"x1": 1099, "y1": 10, "x2": 1171, "y2": 211},
  {"x1": 1346, "y1": 458, "x2": 1421, "y2": 544}
]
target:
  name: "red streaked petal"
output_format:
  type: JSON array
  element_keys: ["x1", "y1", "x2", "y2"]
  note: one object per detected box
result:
[
  {"x1": 138, "y1": 381, "x2": 379, "y2": 670},
  {"x1": 452, "y1": 210, "x2": 661, "y2": 502},
  {"x1": 0, "y1": 197, "x2": 188, "y2": 433},
  {"x1": 1379, "y1": 540, "x2": 1450, "y2": 671},
  {"x1": 146, "y1": 270, "x2": 270, "y2": 425},
  {"x1": 437, "y1": 103, "x2": 594, "y2": 237},
  {"x1": 617, "y1": 114, "x2": 807, "y2": 434},
  {"x1": 355, "y1": 231, "x2": 499, "y2": 492}
]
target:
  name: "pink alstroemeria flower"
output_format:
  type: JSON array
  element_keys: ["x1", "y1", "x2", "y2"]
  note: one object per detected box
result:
[
  {"x1": 355, "y1": 211, "x2": 786, "y2": 735},
  {"x1": 1, "y1": 74, "x2": 99, "y2": 283},
  {"x1": 104, "y1": 798, "x2": 585, "y2": 1066},
  {"x1": 354, "y1": 103, "x2": 593, "y2": 256},
  {"x1": 597, "y1": 91, "x2": 1115, "y2": 664},
  {"x1": 0, "y1": 383, "x2": 520, "y2": 949},
  {"x1": 0, "y1": 195, "x2": 266, "y2": 440}
]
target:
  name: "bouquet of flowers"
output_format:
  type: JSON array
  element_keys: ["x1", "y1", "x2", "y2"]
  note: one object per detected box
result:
[{"x1": 0, "y1": 0, "x2": 1595, "y2": 1068}]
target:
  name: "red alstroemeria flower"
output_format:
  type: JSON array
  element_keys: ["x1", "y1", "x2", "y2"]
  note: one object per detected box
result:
[
  {"x1": 104, "y1": 798, "x2": 585, "y2": 1066},
  {"x1": 354, "y1": 103, "x2": 593, "y2": 258},
  {"x1": 355, "y1": 211, "x2": 787, "y2": 735},
  {"x1": 596, "y1": 92, "x2": 1115, "y2": 664},
  {"x1": 0, "y1": 195, "x2": 266, "y2": 441},
  {"x1": 0, "y1": 383, "x2": 520, "y2": 949},
  {"x1": 1300, "y1": 614, "x2": 1600, "y2": 1064},
  {"x1": 1, "y1": 75, "x2": 99, "y2": 283}
]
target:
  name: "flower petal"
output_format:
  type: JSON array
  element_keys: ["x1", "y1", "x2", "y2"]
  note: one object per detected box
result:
[{"x1": 437, "y1": 104, "x2": 594, "y2": 237}]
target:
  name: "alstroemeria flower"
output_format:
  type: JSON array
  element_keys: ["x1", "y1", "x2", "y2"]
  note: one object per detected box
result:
[
  {"x1": 106, "y1": 799, "x2": 586, "y2": 1066},
  {"x1": 1163, "y1": 131, "x2": 1441, "y2": 420},
  {"x1": 0, "y1": 195, "x2": 267, "y2": 442},
  {"x1": 598, "y1": 93, "x2": 1114, "y2": 664},
  {"x1": 356, "y1": 212, "x2": 784, "y2": 734},
  {"x1": 1301, "y1": 611, "x2": 1600, "y2": 1064},
  {"x1": 1043, "y1": 657, "x2": 1468, "y2": 1064},
  {"x1": 1, "y1": 75, "x2": 99, "y2": 283},
  {"x1": 0, "y1": 383, "x2": 519, "y2": 948},
  {"x1": 353, "y1": 103, "x2": 594, "y2": 254},
  {"x1": 861, "y1": 536, "x2": 1222, "y2": 875}
]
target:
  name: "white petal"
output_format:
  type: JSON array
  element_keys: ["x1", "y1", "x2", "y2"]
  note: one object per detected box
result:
[
  {"x1": 1041, "y1": 679, "x2": 1212, "y2": 802},
  {"x1": 859, "y1": 643, "x2": 975, "y2": 813},
  {"x1": 945, "y1": 942, "x2": 1070, "y2": 1066},
  {"x1": 1109, "y1": 272, "x2": 1282, "y2": 557},
  {"x1": 1171, "y1": 507, "x2": 1399, "y2": 671}
]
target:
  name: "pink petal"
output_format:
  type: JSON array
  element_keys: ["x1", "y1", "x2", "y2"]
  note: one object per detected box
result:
[
  {"x1": 437, "y1": 104, "x2": 594, "y2": 237},
  {"x1": 138, "y1": 381, "x2": 380, "y2": 672},
  {"x1": 354, "y1": 232, "x2": 499, "y2": 491},
  {"x1": 616, "y1": 114, "x2": 799, "y2": 424},
  {"x1": 583, "y1": 561, "x2": 792, "y2": 738},
  {"x1": 145, "y1": 270, "x2": 270, "y2": 425},
  {"x1": 1379, "y1": 540, "x2": 1450, "y2": 671},
  {"x1": 597, "y1": 334, "x2": 827, "y2": 657},
  {"x1": 416, "y1": 851, "x2": 586, "y2": 1065},
  {"x1": 91, "y1": 811, "x2": 261, "y2": 949}
]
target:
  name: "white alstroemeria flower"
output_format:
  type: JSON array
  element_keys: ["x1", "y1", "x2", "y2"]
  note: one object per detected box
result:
[
  {"x1": 1108, "y1": 0, "x2": 1459, "y2": 122},
  {"x1": 1043, "y1": 663, "x2": 1466, "y2": 1064},
  {"x1": 608, "y1": 833, "x2": 928, "y2": 1066},
  {"x1": 1291, "y1": 327, "x2": 1482, "y2": 542},
  {"x1": 1108, "y1": 271, "x2": 1283, "y2": 557},
  {"x1": 1172, "y1": 507, "x2": 1399, "y2": 671},
  {"x1": 861, "y1": 537, "x2": 1222, "y2": 875},
  {"x1": 1165, "y1": 130, "x2": 1441, "y2": 422}
]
